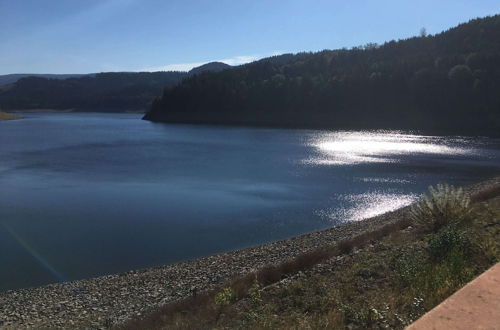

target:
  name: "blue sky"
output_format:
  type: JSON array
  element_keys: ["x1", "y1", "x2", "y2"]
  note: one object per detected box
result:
[{"x1": 0, "y1": 0, "x2": 499, "y2": 74}]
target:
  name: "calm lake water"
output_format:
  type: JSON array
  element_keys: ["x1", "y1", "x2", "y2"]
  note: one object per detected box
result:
[{"x1": 1, "y1": 113, "x2": 500, "y2": 292}]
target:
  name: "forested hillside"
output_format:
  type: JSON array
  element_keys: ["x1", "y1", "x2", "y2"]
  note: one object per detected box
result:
[
  {"x1": 145, "y1": 15, "x2": 500, "y2": 134},
  {"x1": 0, "y1": 74, "x2": 89, "y2": 87},
  {"x1": 0, "y1": 63, "x2": 230, "y2": 112}
]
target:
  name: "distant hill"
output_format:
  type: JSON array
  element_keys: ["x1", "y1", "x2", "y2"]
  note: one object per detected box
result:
[
  {"x1": 188, "y1": 62, "x2": 231, "y2": 75},
  {"x1": 145, "y1": 15, "x2": 500, "y2": 134},
  {"x1": 0, "y1": 74, "x2": 90, "y2": 86},
  {"x1": 0, "y1": 62, "x2": 231, "y2": 112}
]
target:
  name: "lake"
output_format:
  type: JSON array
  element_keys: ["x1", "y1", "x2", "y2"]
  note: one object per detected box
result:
[{"x1": 1, "y1": 113, "x2": 500, "y2": 292}]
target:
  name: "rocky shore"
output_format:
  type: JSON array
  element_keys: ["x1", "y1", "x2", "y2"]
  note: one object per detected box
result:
[{"x1": 1, "y1": 176, "x2": 499, "y2": 329}]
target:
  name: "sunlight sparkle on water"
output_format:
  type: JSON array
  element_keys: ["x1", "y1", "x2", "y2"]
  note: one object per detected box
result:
[
  {"x1": 305, "y1": 131, "x2": 472, "y2": 165},
  {"x1": 317, "y1": 192, "x2": 418, "y2": 222}
]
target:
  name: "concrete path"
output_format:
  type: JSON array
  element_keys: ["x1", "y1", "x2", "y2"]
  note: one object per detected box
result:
[{"x1": 408, "y1": 263, "x2": 500, "y2": 330}]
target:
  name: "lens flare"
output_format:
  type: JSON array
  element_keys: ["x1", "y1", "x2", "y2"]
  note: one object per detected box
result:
[{"x1": 3, "y1": 223, "x2": 84, "y2": 296}]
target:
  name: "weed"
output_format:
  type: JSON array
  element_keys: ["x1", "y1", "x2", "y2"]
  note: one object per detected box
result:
[
  {"x1": 214, "y1": 288, "x2": 235, "y2": 307},
  {"x1": 410, "y1": 184, "x2": 472, "y2": 231},
  {"x1": 248, "y1": 276, "x2": 262, "y2": 306}
]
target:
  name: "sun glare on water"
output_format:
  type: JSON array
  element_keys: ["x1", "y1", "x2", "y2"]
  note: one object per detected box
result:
[
  {"x1": 305, "y1": 131, "x2": 473, "y2": 165},
  {"x1": 307, "y1": 131, "x2": 476, "y2": 222},
  {"x1": 316, "y1": 192, "x2": 418, "y2": 223}
]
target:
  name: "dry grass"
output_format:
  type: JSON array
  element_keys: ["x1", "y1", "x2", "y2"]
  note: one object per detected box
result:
[
  {"x1": 471, "y1": 182, "x2": 500, "y2": 203},
  {"x1": 0, "y1": 111, "x2": 21, "y2": 121}
]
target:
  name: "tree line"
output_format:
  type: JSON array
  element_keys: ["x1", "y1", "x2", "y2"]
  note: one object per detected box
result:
[
  {"x1": 0, "y1": 62, "x2": 230, "y2": 112},
  {"x1": 145, "y1": 15, "x2": 500, "y2": 134}
]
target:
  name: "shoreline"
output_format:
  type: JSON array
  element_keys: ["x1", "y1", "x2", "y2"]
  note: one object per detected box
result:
[
  {"x1": 0, "y1": 111, "x2": 22, "y2": 121},
  {"x1": 10, "y1": 109, "x2": 75, "y2": 113},
  {"x1": 1, "y1": 176, "x2": 499, "y2": 329},
  {"x1": 4, "y1": 110, "x2": 499, "y2": 137},
  {"x1": 10, "y1": 109, "x2": 145, "y2": 114},
  {"x1": 144, "y1": 115, "x2": 500, "y2": 138}
]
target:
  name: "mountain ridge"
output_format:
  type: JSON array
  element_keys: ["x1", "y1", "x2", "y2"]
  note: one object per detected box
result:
[
  {"x1": 0, "y1": 62, "x2": 232, "y2": 112},
  {"x1": 0, "y1": 74, "x2": 91, "y2": 87}
]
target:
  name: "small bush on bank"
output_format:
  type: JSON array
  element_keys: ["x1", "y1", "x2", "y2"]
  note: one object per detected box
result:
[
  {"x1": 395, "y1": 224, "x2": 474, "y2": 307},
  {"x1": 427, "y1": 226, "x2": 470, "y2": 262},
  {"x1": 214, "y1": 288, "x2": 235, "y2": 307},
  {"x1": 410, "y1": 184, "x2": 472, "y2": 232}
]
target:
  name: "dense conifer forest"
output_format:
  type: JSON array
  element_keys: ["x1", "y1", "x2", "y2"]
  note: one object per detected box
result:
[
  {"x1": 0, "y1": 62, "x2": 230, "y2": 112},
  {"x1": 145, "y1": 15, "x2": 500, "y2": 134}
]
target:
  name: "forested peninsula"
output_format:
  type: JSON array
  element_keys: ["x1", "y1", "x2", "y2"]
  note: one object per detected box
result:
[{"x1": 145, "y1": 15, "x2": 500, "y2": 134}]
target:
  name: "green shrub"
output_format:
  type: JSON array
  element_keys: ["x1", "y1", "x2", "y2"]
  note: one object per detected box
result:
[
  {"x1": 394, "y1": 226, "x2": 474, "y2": 307},
  {"x1": 410, "y1": 184, "x2": 472, "y2": 232},
  {"x1": 249, "y1": 277, "x2": 262, "y2": 306},
  {"x1": 214, "y1": 287, "x2": 235, "y2": 307},
  {"x1": 427, "y1": 226, "x2": 470, "y2": 262}
]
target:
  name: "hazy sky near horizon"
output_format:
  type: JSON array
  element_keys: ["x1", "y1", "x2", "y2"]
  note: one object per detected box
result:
[{"x1": 0, "y1": 0, "x2": 499, "y2": 74}]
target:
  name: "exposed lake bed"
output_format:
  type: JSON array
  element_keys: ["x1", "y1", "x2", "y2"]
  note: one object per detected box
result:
[{"x1": 1, "y1": 113, "x2": 500, "y2": 294}]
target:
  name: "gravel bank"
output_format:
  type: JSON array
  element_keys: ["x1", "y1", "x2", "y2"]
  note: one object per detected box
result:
[{"x1": 1, "y1": 176, "x2": 499, "y2": 329}]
